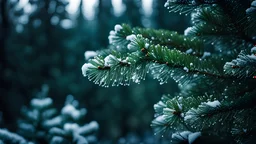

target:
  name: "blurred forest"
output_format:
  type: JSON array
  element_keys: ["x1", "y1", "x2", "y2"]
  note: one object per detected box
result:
[{"x1": 0, "y1": 0, "x2": 190, "y2": 142}]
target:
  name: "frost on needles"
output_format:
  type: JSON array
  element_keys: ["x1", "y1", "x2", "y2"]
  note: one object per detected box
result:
[{"x1": 81, "y1": 0, "x2": 256, "y2": 143}]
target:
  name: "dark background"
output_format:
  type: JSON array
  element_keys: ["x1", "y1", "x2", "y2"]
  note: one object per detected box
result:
[{"x1": 0, "y1": 0, "x2": 190, "y2": 142}]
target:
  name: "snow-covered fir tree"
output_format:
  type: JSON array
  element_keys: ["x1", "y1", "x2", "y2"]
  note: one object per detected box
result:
[
  {"x1": 82, "y1": 0, "x2": 256, "y2": 143},
  {"x1": 0, "y1": 85, "x2": 99, "y2": 144},
  {"x1": 18, "y1": 85, "x2": 99, "y2": 144}
]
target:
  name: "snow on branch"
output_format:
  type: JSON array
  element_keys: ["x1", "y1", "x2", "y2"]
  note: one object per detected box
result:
[
  {"x1": 108, "y1": 24, "x2": 204, "y2": 56},
  {"x1": 224, "y1": 50, "x2": 256, "y2": 78},
  {"x1": 0, "y1": 129, "x2": 27, "y2": 144},
  {"x1": 82, "y1": 35, "x2": 225, "y2": 87}
]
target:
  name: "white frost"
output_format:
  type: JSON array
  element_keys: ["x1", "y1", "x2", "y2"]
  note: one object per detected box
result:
[
  {"x1": 172, "y1": 131, "x2": 201, "y2": 144},
  {"x1": 172, "y1": 131, "x2": 191, "y2": 140},
  {"x1": 155, "y1": 115, "x2": 165, "y2": 123},
  {"x1": 0, "y1": 129, "x2": 27, "y2": 144},
  {"x1": 132, "y1": 75, "x2": 141, "y2": 84},
  {"x1": 77, "y1": 121, "x2": 99, "y2": 134},
  {"x1": 248, "y1": 54, "x2": 256, "y2": 60},
  {"x1": 204, "y1": 100, "x2": 221, "y2": 107},
  {"x1": 145, "y1": 43, "x2": 150, "y2": 49},
  {"x1": 109, "y1": 30, "x2": 116, "y2": 35},
  {"x1": 64, "y1": 123, "x2": 79, "y2": 133},
  {"x1": 184, "y1": 27, "x2": 193, "y2": 36},
  {"x1": 114, "y1": 24, "x2": 122, "y2": 31},
  {"x1": 186, "y1": 48, "x2": 193, "y2": 54},
  {"x1": 154, "y1": 101, "x2": 165, "y2": 109},
  {"x1": 61, "y1": 104, "x2": 83, "y2": 120},
  {"x1": 164, "y1": 0, "x2": 170, "y2": 7},
  {"x1": 188, "y1": 132, "x2": 201, "y2": 144},
  {"x1": 163, "y1": 108, "x2": 175, "y2": 113},
  {"x1": 108, "y1": 35, "x2": 115, "y2": 44},
  {"x1": 184, "y1": 115, "x2": 193, "y2": 121},
  {"x1": 31, "y1": 98, "x2": 53, "y2": 109},
  {"x1": 81, "y1": 63, "x2": 96, "y2": 76},
  {"x1": 109, "y1": 30, "x2": 118, "y2": 44},
  {"x1": 126, "y1": 34, "x2": 136, "y2": 41},
  {"x1": 84, "y1": 51, "x2": 97, "y2": 60},
  {"x1": 251, "y1": 46, "x2": 256, "y2": 53},
  {"x1": 120, "y1": 57, "x2": 130, "y2": 64},
  {"x1": 252, "y1": 1, "x2": 256, "y2": 6},
  {"x1": 183, "y1": 67, "x2": 189, "y2": 72},
  {"x1": 177, "y1": 102, "x2": 182, "y2": 110},
  {"x1": 127, "y1": 43, "x2": 136, "y2": 51},
  {"x1": 104, "y1": 54, "x2": 118, "y2": 66},
  {"x1": 43, "y1": 116, "x2": 62, "y2": 128},
  {"x1": 202, "y1": 52, "x2": 211, "y2": 58}
]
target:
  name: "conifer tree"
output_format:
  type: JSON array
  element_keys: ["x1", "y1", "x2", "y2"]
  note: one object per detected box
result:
[
  {"x1": 17, "y1": 85, "x2": 99, "y2": 144},
  {"x1": 82, "y1": 0, "x2": 256, "y2": 143}
]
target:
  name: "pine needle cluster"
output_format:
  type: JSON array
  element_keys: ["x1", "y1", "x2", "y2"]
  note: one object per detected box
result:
[{"x1": 82, "y1": 0, "x2": 256, "y2": 143}]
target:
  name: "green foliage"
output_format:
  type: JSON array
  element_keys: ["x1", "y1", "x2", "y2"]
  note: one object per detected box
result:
[
  {"x1": 164, "y1": 0, "x2": 217, "y2": 14},
  {"x1": 151, "y1": 95, "x2": 188, "y2": 135},
  {"x1": 17, "y1": 85, "x2": 99, "y2": 144},
  {"x1": 83, "y1": 34, "x2": 225, "y2": 87},
  {"x1": 109, "y1": 24, "x2": 204, "y2": 56},
  {"x1": 2, "y1": 0, "x2": 188, "y2": 141},
  {"x1": 187, "y1": 6, "x2": 237, "y2": 37},
  {"x1": 169, "y1": 0, "x2": 255, "y2": 58},
  {"x1": 224, "y1": 49, "x2": 256, "y2": 78},
  {"x1": 246, "y1": 1, "x2": 256, "y2": 33},
  {"x1": 82, "y1": 0, "x2": 256, "y2": 143}
]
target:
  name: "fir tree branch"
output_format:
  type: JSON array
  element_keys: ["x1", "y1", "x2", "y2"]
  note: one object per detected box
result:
[
  {"x1": 224, "y1": 50, "x2": 256, "y2": 78},
  {"x1": 167, "y1": 0, "x2": 255, "y2": 45},
  {"x1": 232, "y1": 126, "x2": 256, "y2": 144},
  {"x1": 131, "y1": 35, "x2": 226, "y2": 81},
  {"x1": 186, "y1": 6, "x2": 237, "y2": 37},
  {"x1": 109, "y1": 24, "x2": 204, "y2": 56},
  {"x1": 246, "y1": 0, "x2": 256, "y2": 36},
  {"x1": 186, "y1": 5, "x2": 254, "y2": 49},
  {"x1": 151, "y1": 96, "x2": 187, "y2": 135},
  {"x1": 217, "y1": 0, "x2": 252, "y2": 38},
  {"x1": 185, "y1": 90, "x2": 256, "y2": 133},
  {"x1": 0, "y1": 129, "x2": 27, "y2": 144},
  {"x1": 164, "y1": 0, "x2": 217, "y2": 14},
  {"x1": 82, "y1": 35, "x2": 227, "y2": 87},
  {"x1": 151, "y1": 94, "x2": 210, "y2": 135}
]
